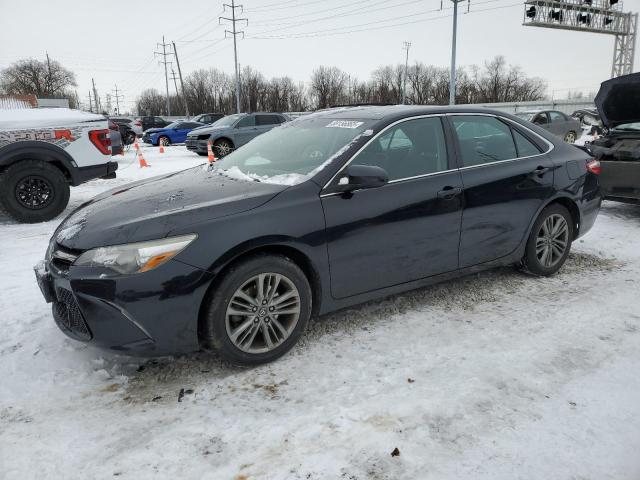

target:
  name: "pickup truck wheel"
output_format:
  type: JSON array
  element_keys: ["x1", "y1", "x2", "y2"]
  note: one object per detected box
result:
[
  {"x1": 213, "y1": 139, "x2": 233, "y2": 157},
  {"x1": 0, "y1": 160, "x2": 70, "y2": 223}
]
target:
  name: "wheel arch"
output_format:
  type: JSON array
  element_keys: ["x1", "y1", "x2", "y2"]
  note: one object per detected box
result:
[
  {"x1": 0, "y1": 141, "x2": 76, "y2": 183},
  {"x1": 196, "y1": 240, "x2": 323, "y2": 347}
]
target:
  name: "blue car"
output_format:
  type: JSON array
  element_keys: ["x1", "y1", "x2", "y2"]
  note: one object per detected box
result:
[{"x1": 142, "y1": 120, "x2": 204, "y2": 147}]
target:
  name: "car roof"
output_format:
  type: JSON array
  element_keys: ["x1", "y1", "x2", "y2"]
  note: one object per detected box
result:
[{"x1": 302, "y1": 105, "x2": 520, "y2": 122}]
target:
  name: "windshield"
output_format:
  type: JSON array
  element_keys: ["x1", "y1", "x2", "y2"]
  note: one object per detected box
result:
[
  {"x1": 164, "y1": 121, "x2": 181, "y2": 129},
  {"x1": 211, "y1": 114, "x2": 242, "y2": 127},
  {"x1": 612, "y1": 122, "x2": 640, "y2": 131},
  {"x1": 210, "y1": 117, "x2": 374, "y2": 185}
]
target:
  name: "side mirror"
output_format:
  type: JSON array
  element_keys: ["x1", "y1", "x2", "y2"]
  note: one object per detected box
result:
[{"x1": 334, "y1": 164, "x2": 389, "y2": 193}]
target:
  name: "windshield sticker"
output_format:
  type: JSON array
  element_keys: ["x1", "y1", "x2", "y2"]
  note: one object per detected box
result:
[{"x1": 325, "y1": 120, "x2": 364, "y2": 129}]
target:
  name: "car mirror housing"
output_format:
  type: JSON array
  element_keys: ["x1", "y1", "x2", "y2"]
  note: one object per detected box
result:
[{"x1": 334, "y1": 164, "x2": 389, "y2": 193}]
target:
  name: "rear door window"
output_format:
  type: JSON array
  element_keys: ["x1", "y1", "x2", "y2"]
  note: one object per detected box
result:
[
  {"x1": 256, "y1": 115, "x2": 281, "y2": 126},
  {"x1": 451, "y1": 116, "x2": 517, "y2": 167},
  {"x1": 237, "y1": 116, "x2": 256, "y2": 128},
  {"x1": 549, "y1": 111, "x2": 566, "y2": 123}
]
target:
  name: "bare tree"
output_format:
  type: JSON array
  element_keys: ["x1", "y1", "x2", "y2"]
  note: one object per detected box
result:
[
  {"x1": 310, "y1": 66, "x2": 347, "y2": 109},
  {"x1": 136, "y1": 89, "x2": 167, "y2": 116},
  {"x1": 0, "y1": 57, "x2": 76, "y2": 97}
]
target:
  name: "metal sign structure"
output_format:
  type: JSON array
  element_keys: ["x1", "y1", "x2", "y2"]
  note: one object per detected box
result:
[{"x1": 522, "y1": 0, "x2": 638, "y2": 77}]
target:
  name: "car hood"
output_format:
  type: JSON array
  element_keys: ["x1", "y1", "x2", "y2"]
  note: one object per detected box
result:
[
  {"x1": 144, "y1": 128, "x2": 165, "y2": 134},
  {"x1": 187, "y1": 125, "x2": 230, "y2": 137},
  {"x1": 595, "y1": 72, "x2": 640, "y2": 128},
  {"x1": 54, "y1": 166, "x2": 287, "y2": 250}
]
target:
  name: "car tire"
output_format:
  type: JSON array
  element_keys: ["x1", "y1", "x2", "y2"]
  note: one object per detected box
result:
[
  {"x1": 564, "y1": 131, "x2": 577, "y2": 143},
  {"x1": 213, "y1": 138, "x2": 233, "y2": 157},
  {"x1": 519, "y1": 203, "x2": 574, "y2": 276},
  {"x1": 0, "y1": 160, "x2": 70, "y2": 223},
  {"x1": 202, "y1": 254, "x2": 312, "y2": 366},
  {"x1": 126, "y1": 132, "x2": 136, "y2": 145},
  {"x1": 159, "y1": 136, "x2": 170, "y2": 147}
]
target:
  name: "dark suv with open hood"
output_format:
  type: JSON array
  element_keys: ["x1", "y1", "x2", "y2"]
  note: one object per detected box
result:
[{"x1": 588, "y1": 72, "x2": 640, "y2": 204}]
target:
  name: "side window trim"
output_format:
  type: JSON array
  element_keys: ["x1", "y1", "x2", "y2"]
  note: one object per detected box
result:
[{"x1": 446, "y1": 113, "x2": 553, "y2": 170}]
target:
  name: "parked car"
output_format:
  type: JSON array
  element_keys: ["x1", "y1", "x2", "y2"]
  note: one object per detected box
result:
[
  {"x1": 36, "y1": 105, "x2": 601, "y2": 365},
  {"x1": 110, "y1": 117, "x2": 138, "y2": 143},
  {"x1": 515, "y1": 110, "x2": 581, "y2": 143},
  {"x1": 0, "y1": 108, "x2": 118, "y2": 223},
  {"x1": 140, "y1": 115, "x2": 170, "y2": 132},
  {"x1": 191, "y1": 112, "x2": 225, "y2": 125},
  {"x1": 142, "y1": 120, "x2": 204, "y2": 146},
  {"x1": 586, "y1": 72, "x2": 640, "y2": 204},
  {"x1": 186, "y1": 112, "x2": 288, "y2": 157}
]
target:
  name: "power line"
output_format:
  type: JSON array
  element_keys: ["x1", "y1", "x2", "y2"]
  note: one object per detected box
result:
[
  {"x1": 248, "y1": 0, "x2": 521, "y2": 39},
  {"x1": 220, "y1": 0, "x2": 248, "y2": 113}
]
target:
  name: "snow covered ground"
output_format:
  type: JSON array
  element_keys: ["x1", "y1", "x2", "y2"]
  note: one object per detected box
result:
[{"x1": 1, "y1": 143, "x2": 639, "y2": 480}]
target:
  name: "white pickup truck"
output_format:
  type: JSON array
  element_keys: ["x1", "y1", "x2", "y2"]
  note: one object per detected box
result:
[{"x1": 0, "y1": 108, "x2": 118, "y2": 223}]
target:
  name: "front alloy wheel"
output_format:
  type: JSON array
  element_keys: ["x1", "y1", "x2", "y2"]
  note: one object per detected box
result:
[
  {"x1": 202, "y1": 254, "x2": 312, "y2": 365},
  {"x1": 225, "y1": 273, "x2": 301, "y2": 354},
  {"x1": 159, "y1": 136, "x2": 170, "y2": 146}
]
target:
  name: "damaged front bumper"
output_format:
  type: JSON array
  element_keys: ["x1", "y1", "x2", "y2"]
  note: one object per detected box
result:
[{"x1": 34, "y1": 245, "x2": 215, "y2": 355}]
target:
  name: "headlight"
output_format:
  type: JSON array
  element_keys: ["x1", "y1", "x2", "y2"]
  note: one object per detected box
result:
[{"x1": 74, "y1": 234, "x2": 197, "y2": 275}]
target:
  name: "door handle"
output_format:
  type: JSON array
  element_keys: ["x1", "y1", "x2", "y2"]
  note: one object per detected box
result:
[
  {"x1": 437, "y1": 186, "x2": 462, "y2": 200},
  {"x1": 531, "y1": 166, "x2": 550, "y2": 176}
]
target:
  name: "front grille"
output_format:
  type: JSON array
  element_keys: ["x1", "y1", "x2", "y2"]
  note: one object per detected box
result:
[
  {"x1": 51, "y1": 243, "x2": 82, "y2": 273},
  {"x1": 53, "y1": 288, "x2": 92, "y2": 341}
]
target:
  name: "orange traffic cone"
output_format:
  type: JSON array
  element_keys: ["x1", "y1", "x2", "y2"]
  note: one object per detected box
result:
[
  {"x1": 207, "y1": 140, "x2": 216, "y2": 163},
  {"x1": 134, "y1": 138, "x2": 139, "y2": 151},
  {"x1": 159, "y1": 144, "x2": 165, "y2": 154},
  {"x1": 138, "y1": 151, "x2": 149, "y2": 168}
]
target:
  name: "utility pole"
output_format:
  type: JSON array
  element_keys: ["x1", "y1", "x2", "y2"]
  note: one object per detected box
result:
[
  {"x1": 449, "y1": 0, "x2": 466, "y2": 105},
  {"x1": 112, "y1": 85, "x2": 124, "y2": 115},
  {"x1": 172, "y1": 41, "x2": 190, "y2": 117},
  {"x1": 402, "y1": 41, "x2": 411, "y2": 104},
  {"x1": 220, "y1": 0, "x2": 248, "y2": 114},
  {"x1": 155, "y1": 36, "x2": 172, "y2": 116},
  {"x1": 92, "y1": 78, "x2": 100, "y2": 113},
  {"x1": 170, "y1": 69, "x2": 181, "y2": 113},
  {"x1": 87, "y1": 90, "x2": 93, "y2": 113}
]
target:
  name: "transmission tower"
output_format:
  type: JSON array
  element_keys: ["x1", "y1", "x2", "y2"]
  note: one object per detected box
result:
[
  {"x1": 155, "y1": 36, "x2": 173, "y2": 115},
  {"x1": 220, "y1": 0, "x2": 248, "y2": 114},
  {"x1": 523, "y1": 0, "x2": 637, "y2": 77},
  {"x1": 112, "y1": 85, "x2": 124, "y2": 115}
]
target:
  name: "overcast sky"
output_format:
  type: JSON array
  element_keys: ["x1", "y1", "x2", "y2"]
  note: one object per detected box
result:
[{"x1": 1, "y1": 0, "x2": 638, "y2": 113}]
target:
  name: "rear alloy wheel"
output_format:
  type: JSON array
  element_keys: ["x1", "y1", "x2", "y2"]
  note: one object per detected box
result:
[
  {"x1": 159, "y1": 136, "x2": 170, "y2": 147},
  {"x1": 564, "y1": 131, "x2": 577, "y2": 143},
  {"x1": 202, "y1": 254, "x2": 312, "y2": 365},
  {"x1": 520, "y1": 203, "x2": 573, "y2": 276},
  {"x1": 213, "y1": 139, "x2": 233, "y2": 157},
  {"x1": 0, "y1": 160, "x2": 70, "y2": 223}
]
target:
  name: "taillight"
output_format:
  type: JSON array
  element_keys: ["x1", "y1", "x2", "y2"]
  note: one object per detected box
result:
[
  {"x1": 89, "y1": 129, "x2": 111, "y2": 155},
  {"x1": 586, "y1": 159, "x2": 601, "y2": 175},
  {"x1": 134, "y1": 120, "x2": 142, "y2": 126}
]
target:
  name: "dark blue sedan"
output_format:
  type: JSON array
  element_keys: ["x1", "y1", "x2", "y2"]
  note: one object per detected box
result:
[{"x1": 142, "y1": 120, "x2": 204, "y2": 146}]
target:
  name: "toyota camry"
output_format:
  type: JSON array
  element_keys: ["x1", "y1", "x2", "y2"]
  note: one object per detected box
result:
[{"x1": 35, "y1": 105, "x2": 602, "y2": 365}]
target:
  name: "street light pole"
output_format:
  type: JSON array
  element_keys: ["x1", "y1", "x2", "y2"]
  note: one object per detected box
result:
[{"x1": 449, "y1": 0, "x2": 462, "y2": 105}]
